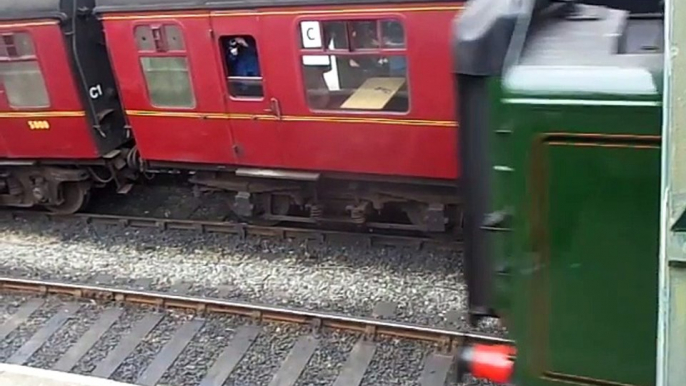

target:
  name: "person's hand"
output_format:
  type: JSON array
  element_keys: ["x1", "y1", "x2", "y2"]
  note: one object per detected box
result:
[{"x1": 234, "y1": 37, "x2": 248, "y2": 47}]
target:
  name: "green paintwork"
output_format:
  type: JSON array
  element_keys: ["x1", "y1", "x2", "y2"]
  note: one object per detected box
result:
[
  {"x1": 545, "y1": 145, "x2": 659, "y2": 385},
  {"x1": 492, "y1": 67, "x2": 663, "y2": 386}
]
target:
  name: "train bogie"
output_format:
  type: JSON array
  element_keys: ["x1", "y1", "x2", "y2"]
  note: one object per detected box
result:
[{"x1": 186, "y1": 169, "x2": 459, "y2": 230}]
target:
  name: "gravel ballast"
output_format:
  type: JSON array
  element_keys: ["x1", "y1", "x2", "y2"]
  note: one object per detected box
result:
[
  {"x1": 158, "y1": 315, "x2": 239, "y2": 386},
  {"x1": 225, "y1": 323, "x2": 302, "y2": 386},
  {"x1": 71, "y1": 307, "x2": 153, "y2": 376},
  {"x1": 0, "y1": 298, "x2": 61, "y2": 363},
  {"x1": 25, "y1": 301, "x2": 106, "y2": 369},
  {"x1": 294, "y1": 331, "x2": 357, "y2": 386},
  {"x1": 360, "y1": 337, "x2": 433, "y2": 386},
  {"x1": 110, "y1": 311, "x2": 190, "y2": 384},
  {"x1": 0, "y1": 216, "x2": 500, "y2": 335},
  {"x1": 0, "y1": 296, "x2": 493, "y2": 386}
]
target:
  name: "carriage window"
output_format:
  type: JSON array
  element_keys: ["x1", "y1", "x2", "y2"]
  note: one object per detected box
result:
[
  {"x1": 220, "y1": 35, "x2": 264, "y2": 98},
  {"x1": 381, "y1": 20, "x2": 405, "y2": 49},
  {"x1": 350, "y1": 21, "x2": 379, "y2": 49},
  {"x1": 164, "y1": 25, "x2": 185, "y2": 51},
  {"x1": 321, "y1": 21, "x2": 347, "y2": 49},
  {"x1": 140, "y1": 57, "x2": 194, "y2": 108},
  {"x1": 135, "y1": 25, "x2": 195, "y2": 108},
  {"x1": 299, "y1": 19, "x2": 408, "y2": 112},
  {"x1": 135, "y1": 26, "x2": 155, "y2": 51},
  {"x1": 0, "y1": 32, "x2": 50, "y2": 108}
]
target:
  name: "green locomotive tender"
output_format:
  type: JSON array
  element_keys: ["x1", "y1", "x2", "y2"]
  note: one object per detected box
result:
[{"x1": 453, "y1": 0, "x2": 664, "y2": 385}]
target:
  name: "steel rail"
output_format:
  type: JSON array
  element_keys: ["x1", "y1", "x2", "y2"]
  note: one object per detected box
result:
[
  {"x1": 0, "y1": 277, "x2": 511, "y2": 350},
  {"x1": 1, "y1": 210, "x2": 461, "y2": 250}
]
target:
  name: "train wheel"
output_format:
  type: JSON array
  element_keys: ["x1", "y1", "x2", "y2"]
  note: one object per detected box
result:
[
  {"x1": 232, "y1": 193, "x2": 290, "y2": 226},
  {"x1": 403, "y1": 203, "x2": 428, "y2": 230},
  {"x1": 45, "y1": 182, "x2": 90, "y2": 215},
  {"x1": 247, "y1": 194, "x2": 293, "y2": 226},
  {"x1": 403, "y1": 202, "x2": 452, "y2": 233}
]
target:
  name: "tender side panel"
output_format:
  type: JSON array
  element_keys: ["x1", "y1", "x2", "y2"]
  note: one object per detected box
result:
[
  {"x1": 0, "y1": 23, "x2": 97, "y2": 159},
  {"x1": 532, "y1": 140, "x2": 659, "y2": 386}
]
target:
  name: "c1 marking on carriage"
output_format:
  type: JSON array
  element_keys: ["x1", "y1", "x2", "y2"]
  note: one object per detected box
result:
[{"x1": 89, "y1": 84, "x2": 104, "y2": 99}]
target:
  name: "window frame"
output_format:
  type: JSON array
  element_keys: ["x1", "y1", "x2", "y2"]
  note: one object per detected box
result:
[
  {"x1": 296, "y1": 16, "x2": 411, "y2": 115},
  {"x1": 134, "y1": 23, "x2": 197, "y2": 109},
  {"x1": 0, "y1": 31, "x2": 51, "y2": 110},
  {"x1": 219, "y1": 35, "x2": 265, "y2": 101}
]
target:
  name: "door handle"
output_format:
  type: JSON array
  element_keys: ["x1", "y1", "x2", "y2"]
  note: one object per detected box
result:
[{"x1": 270, "y1": 97, "x2": 282, "y2": 120}]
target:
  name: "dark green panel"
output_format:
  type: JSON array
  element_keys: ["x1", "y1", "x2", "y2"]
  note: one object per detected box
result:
[{"x1": 539, "y1": 143, "x2": 660, "y2": 386}]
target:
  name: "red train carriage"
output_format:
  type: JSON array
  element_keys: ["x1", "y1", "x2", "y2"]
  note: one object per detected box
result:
[
  {"x1": 0, "y1": 0, "x2": 132, "y2": 213},
  {"x1": 94, "y1": 0, "x2": 464, "y2": 232}
]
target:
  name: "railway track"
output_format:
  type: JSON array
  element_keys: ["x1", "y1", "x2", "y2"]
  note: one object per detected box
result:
[
  {"x1": 0, "y1": 209, "x2": 461, "y2": 250},
  {"x1": 0, "y1": 277, "x2": 508, "y2": 386}
]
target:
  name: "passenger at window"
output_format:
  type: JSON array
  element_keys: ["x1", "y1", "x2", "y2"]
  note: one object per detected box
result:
[{"x1": 227, "y1": 37, "x2": 260, "y2": 77}]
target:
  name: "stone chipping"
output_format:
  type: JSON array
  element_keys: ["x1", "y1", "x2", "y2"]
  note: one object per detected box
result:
[{"x1": 0, "y1": 217, "x2": 493, "y2": 334}]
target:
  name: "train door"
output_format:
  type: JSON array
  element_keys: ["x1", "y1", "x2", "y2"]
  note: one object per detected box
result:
[
  {"x1": 123, "y1": 20, "x2": 238, "y2": 165},
  {"x1": 210, "y1": 14, "x2": 284, "y2": 167}
]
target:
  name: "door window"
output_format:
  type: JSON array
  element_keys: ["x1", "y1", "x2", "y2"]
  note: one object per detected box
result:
[
  {"x1": 0, "y1": 32, "x2": 50, "y2": 109},
  {"x1": 135, "y1": 25, "x2": 196, "y2": 108},
  {"x1": 220, "y1": 35, "x2": 264, "y2": 98}
]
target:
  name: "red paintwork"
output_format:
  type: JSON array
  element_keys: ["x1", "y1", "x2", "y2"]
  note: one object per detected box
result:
[
  {"x1": 0, "y1": 23, "x2": 98, "y2": 160},
  {"x1": 107, "y1": 15, "x2": 239, "y2": 165},
  {"x1": 0, "y1": 130, "x2": 9, "y2": 158},
  {"x1": 0, "y1": 115, "x2": 94, "y2": 159},
  {"x1": 0, "y1": 81, "x2": 9, "y2": 157},
  {"x1": 102, "y1": 3, "x2": 460, "y2": 180}
]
